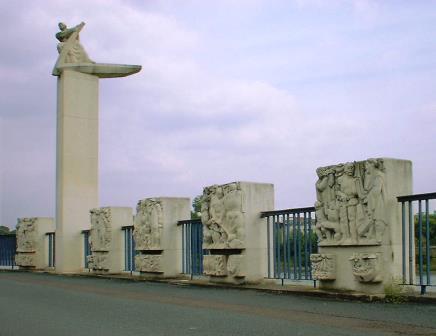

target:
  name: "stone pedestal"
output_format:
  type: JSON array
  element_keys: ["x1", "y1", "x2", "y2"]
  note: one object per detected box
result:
[
  {"x1": 87, "y1": 207, "x2": 133, "y2": 273},
  {"x1": 311, "y1": 158, "x2": 412, "y2": 294},
  {"x1": 201, "y1": 181, "x2": 274, "y2": 284},
  {"x1": 134, "y1": 197, "x2": 190, "y2": 277},
  {"x1": 15, "y1": 217, "x2": 55, "y2": 269}
]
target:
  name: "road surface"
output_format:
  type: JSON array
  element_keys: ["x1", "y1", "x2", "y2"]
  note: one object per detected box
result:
[{"x1": 1, "y1": 272, "x2": 436, "y2": 336}]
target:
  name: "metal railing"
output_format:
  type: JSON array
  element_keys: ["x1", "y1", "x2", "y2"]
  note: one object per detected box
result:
[
  {"x1": 122, "y1": 226, "x2": 136, "y2": 272},
  {"x1": 0, "y1": 234, "x2": 16, "y2": 267},
  {"x1": 46, "y1": 232, "x2": 55, "y2": 267},
  {"x1": 397, "y1": 192, "x2": 436, "y2": 294},
  {"x1": 81, "y1": 230, "x2": 91, "y2": 269},
  {"x1": 261, "y1": 207, "x2": 317, "y2": 283},
  {"x1": 177, "y1": 219, "x2": 205, "y2": 276}
]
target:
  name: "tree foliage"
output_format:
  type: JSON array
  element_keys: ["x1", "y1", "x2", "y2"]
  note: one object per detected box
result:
[{"x1": 191, "y1": 195, "x2": 202, "y2": 219}]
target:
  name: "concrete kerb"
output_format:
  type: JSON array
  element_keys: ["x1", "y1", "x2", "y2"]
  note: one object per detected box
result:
[{"x1": 3, "y1": 269, "x2": 435, "y2": 304}]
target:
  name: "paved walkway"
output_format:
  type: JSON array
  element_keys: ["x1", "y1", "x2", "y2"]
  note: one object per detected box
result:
[{"x1": 1, "y1": 271, "x2": 436, "y2": 336}]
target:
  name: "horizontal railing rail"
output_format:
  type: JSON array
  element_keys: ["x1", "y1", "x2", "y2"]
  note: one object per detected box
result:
[
  {"x1": 398, "y1": 192, "x2": 435, "y2": 294},
  {"x1": 261, "y1": 207, "x2": 317, "y2": 284}
]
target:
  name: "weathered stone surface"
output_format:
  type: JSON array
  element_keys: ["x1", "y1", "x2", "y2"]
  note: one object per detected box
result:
[
  {"x1": 310, "y1": 254, "x2": 336, "y2": 280},
  {"x1": 89, "y1": 207, "x2": 112, "y2": 252},
  {"x1": 15, "y1": 253, "x2": 35, "y2": 267},
  {"x1": 135, "y1": 255, "x2": 163, "y2": 273},
  {"x1": 202, "y1": 182, "x2": 245, "y2": 249},
  {"x1": 16, "y1": 218, "x2": 37, "y2": 253},
  {"x1": 315, "y1": 159, "x2": 388, "y2": 246},
  {"x1": 227, "y1": 255, "x2": 245, "y2": 277},
  {"x1": 87, "y1": 253, "x2": 109, "y2": 271},
  {"x1": 349, "y1": 252, "x2": 383, "y2": 283},
  {"x1": 134, "y1": 199, "x2": 163, "y2": 251},
  {"x1": 203, "y1": 255, "x2": 227, "y2": 276}
]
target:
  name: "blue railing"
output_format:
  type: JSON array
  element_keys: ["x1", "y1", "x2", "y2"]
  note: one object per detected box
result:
[
  {"x1": 46, "y1": 232, "x2": 55, "y2": 267},
  {"x1": 178, "y1": 219, "x2": 205, "y2": 276},
  {"x1": 261, "y1": 207, "x2": 317, "y2": 283},
  {"x1": 398, "y1": 192, "x2": 435, "y2": 294},
  {"x1": 82, "y1": 230, "x2": 91, "y2": 269},
  {"x1": 0, "y1": 234, "x2": 16, "y2": 267},
  {"x1": 122, "y1": 226, "x2": 136, "y2": 272}
]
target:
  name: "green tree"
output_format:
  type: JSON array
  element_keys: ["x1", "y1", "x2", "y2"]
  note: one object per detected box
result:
[
  {"x1": 414, "y1": 212, "x2": 436, "y2": 246},
  {"x1": 191, "y1": 195, "x2": 202, "y2": 219},
  {"x1": 0, "y1": 226, "x2": 11, "y2": 235}
]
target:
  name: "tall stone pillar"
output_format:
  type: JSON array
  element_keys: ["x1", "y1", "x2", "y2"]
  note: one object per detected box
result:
[
  {"x1": 201, "y1": 181, "x2": 274, "y2": 284},
  {"x1": 53, "y1": 22, "x2": 140, "y2": 273},
  {"x1": 310, "y1": 158, "x2": 412, "y2": 294}
]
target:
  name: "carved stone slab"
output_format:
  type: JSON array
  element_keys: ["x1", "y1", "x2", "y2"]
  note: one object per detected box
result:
[
  {"x1": 314, "y1": 158, "x2": 387, "y2": 246},
  {"x1": 15, "y1": 253, "x2": 35, "y2": 267},
  {"x1": 135, "y1": 255, "x2": 163, "y2": 273},
  {"x1": 227, "y1": 255, "x2": 245, "y2": 277},
  {"x1": 16, "y1": 218, "x2": 37, "y2": 253},
  {"x1": 203, "y1": 255, "x2": 227, "y2": 276},
  {"x1": 134, "y1": 199, "x2": 164, "y2": 251},
  {"x1": 201, "y1": 182, "x2": 245, "y2": 249},
  {"x1": 310, "y1": 254, "x2": 336, "y2": 280},
  {"x1": 349, "y1": 252, "x2": 382, "y2": 283},
  {"x1": 87, "y1": 253, "x2": 109, "y2": 271},
  {"x1": 89, "y1": 208, "x2": 112, "y2": 252}
]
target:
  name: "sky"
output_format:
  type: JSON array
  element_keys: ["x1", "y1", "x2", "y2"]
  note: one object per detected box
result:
[{"x1": 1, "y1": 0, "x2": 435, "y2": 229}]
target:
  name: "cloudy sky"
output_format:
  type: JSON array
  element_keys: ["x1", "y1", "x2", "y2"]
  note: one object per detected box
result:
[{"x1": 1, "y1": 0, "x2": 435, "y2": 228}]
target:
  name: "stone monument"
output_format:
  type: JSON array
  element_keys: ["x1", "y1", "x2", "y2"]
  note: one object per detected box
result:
[
  {"x1": 87, "y1": 207, "x2": 132, "y2": 273},
  {"x1": 53, "y1": 22, "x2": 141, "y2": 273},
  {"x1": 201, "y1": 182, "x2": 274, "y2": 283},
  {"x1": 15, "y1": 217, "x2": 55, "y2": 269},
  {"x1": 311, "y1": 158, "x2": 412, "y2": 293},
  {"x1": 134, "y1": 198, "x2": 190, "y2": 277}
]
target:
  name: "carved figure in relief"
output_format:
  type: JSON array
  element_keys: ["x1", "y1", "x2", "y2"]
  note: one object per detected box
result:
[
  {"x1": 227, "y1": 255, "x2": 245, "y2": 277},
  {"x1": 55, "y1": 22, "x2": 94, "y2": 64},
  {"x1": 349, "y1": 253, "x2": 382, "y2": 283},
  {"x1": 89, "y1": 208, "x2": 112, "y2": 252},
  {"x1": 315, "y1": 159, "x2": 387, "y2": 246},
  {"x1": 15, "y1": 253, "x2": 35, "y2": 267},
  {"x1": 134, "y1": 199, "x2": 163, "y2": 250},
  {"x1": 310, "y1": 254, "x2": 336, "y2": 280},
  {"x1": 87, "y1": 253, "x2": 109, "y2": 271},
  {"x1": 16, "y1": 218, "x2": 36, "y2": 252},
  {"x1": 202, "y1": 183, "x2": 245, "y2": 249},
  {"x1": 135, "y1": 255, "x2": 162, "y2": 273},
  {"x1": 203, "y1": 255, "x2": 227, "y2": 276}
]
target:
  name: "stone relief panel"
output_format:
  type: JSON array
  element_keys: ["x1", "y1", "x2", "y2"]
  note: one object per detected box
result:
[
  {"x1": 227, "y1": 255, "x2": 245, "y2": 277},
  {"x1": 310, "y1": 254, "x2": 336, "y2": 280},
  {"x1": 349, "y1": 253, "x2": 382, "y2": 283},
  {"x1": 87, "y1": 253, "x2": 109, "y2": 271},
  {"x1": 202, "y1": 183, "x2": 245, "y2": 249},
  {"x1": 15, "y1": 253, "x2": 35, "y2": 267},
  {"x1": 314, "y1": 158, "x2": 387, "y2": 246},
  {"x1": 134, "y1": 199, "x2": 164, "y2": 251},
  {"x1": 135, "y1": 255, "x2": 163, "y2": 273},
  {"x1": 203, "y1": 255, "x2": 227, "y2": 276},
  {"x1": 90, "y1": 208, "x2": 112, "y2": 252},
  {"x1": 16, "y1": 218, "x2": 37, "y2": 253}
]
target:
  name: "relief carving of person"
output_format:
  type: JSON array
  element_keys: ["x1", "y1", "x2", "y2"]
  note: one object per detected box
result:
[
  {"x1": 336, "y1": 163, "x2": 359, "y2": 244},
  {"x1": 56, "y1": 22, "x2": 94, "y2": 64}
]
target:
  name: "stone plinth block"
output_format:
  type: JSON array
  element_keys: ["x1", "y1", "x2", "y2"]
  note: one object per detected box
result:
[
  {"x1": 15, "y1": 217, "x2": 55, "y2": 269},
  {"x1": 314, "y1": 158, "x2": 412, "y2": 294},
  {"x1": 134, "y1": 197, "x2": 190, "y2": 277},
  {"x1": 201, "y1": 181, "x2": 274, "y2": 283},
  {"x1": 88, "y1": 207, "x2": 132, "y2": 273}
]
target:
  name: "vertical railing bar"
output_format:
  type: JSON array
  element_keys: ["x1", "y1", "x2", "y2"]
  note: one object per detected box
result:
[
  {"x1": 308, "y1": 212, "x2": 313, "y2": 280},
  {"x1": 286, "y1": 213, "x2": 291, "y2": 279},
  {"x1": 292, "y1": 213, "x2": 297, "y2": 280},
  {"x1": 297, "y1": 212, "x2": 302, "y2": 280},
  {"x1": 267, "y1": 216, "x2": 271, "y2": 278},
  {"x1": 281, "y1": 215, "x2": 286, "y2": 279},
  {"x1": 401, "y1": 201, "x2": 406, "y2": 284},
  {"x1": 273, "y1": 217, "x2": 277, "y2": 278},
  {"x1": 425, "y1": 199, "x2": 431, "y2": 285},
  {"x1": 182, "y1": 224, "x2": 185, "y2": 273},
  {"x1": 277, "y1": 215, "x2": 282, "y2": 279},
  {"x1": 418, "y1": 200, "x2": 423, "y2": 286},
  {"x1": 304, "y1": 211, "x2": 308, "y2": 279},
  {"x1": 408, "y1": 200, "x2": 413, "y2": 285}
]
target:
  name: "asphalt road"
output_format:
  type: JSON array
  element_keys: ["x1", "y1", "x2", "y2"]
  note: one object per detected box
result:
[{"x1": 1, "y1": 272, "x2": 436, "y2": 336}]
